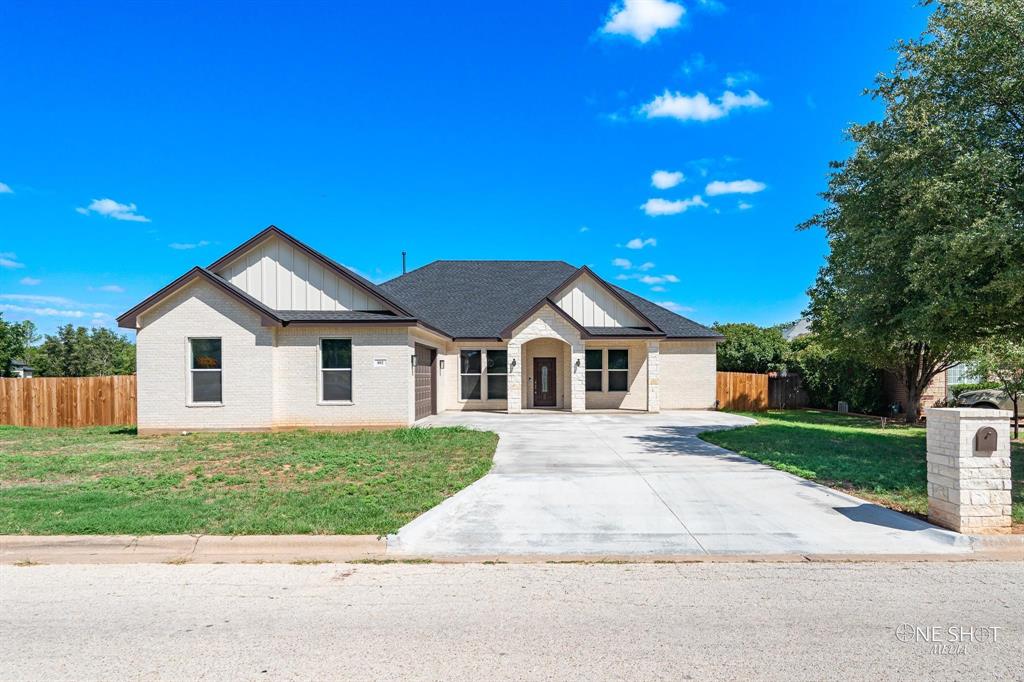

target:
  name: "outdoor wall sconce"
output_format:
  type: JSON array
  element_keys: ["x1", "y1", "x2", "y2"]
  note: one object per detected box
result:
[
  {"x1": 439, "y1": 359, "x2": 445, "y2": 370},
  {"x1": 411, "y1": 354, "x2": 416, "y2": 368},
  {"x1": 510, "y1": 358, "x2": 516, "y2": 370},
  {"x1": 575, "y1": 358, "x2": 581, "y2": 368}
]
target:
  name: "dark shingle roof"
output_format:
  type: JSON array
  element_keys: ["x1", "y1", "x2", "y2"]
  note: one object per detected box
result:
[
  {"x1": 275, "y1": 311, "x2": 417, "y2": 323},
  {"x1": 611, "y1": 286, "x2": 723, "y2": 339},
  {"x1": 381, "y1": 261, "x2": 719, "y2": 340},
  {"x1": 584, "y1": 326, "x2": 664, "y2": 337}
]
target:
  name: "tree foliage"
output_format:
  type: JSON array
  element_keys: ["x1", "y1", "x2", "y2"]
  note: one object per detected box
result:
[
  {"x1": 0, "y1": 314, "x2": 38, "y2": 377},
  {"x1": 27, "y1": 325, "x2": 136, "y2": 377},
  {"x1": 802, "y1": 0, "x2": 1023, "y2": 423},
  {"x1": 788, "y1": 335, "x2": 886, "y2": 415},
  {"x1": 969, "y1": 339, "x2": 1024, "y2": 438},
  {"x1": 712, "y1": 323, "x2": 790, "y2": 374}
]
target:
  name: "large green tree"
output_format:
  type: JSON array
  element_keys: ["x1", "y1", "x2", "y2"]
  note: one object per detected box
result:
[
  {"x1": 0, "y1": 314, "x2": 37, "y2": 377},
  {"x1": 803, "y1": 0, "x2": 1024, "y2": 423},
  {"x1": 969, "y1": 340, "x2": 1024, "y2": 438},
  {"x1": 28, "y1": 325, "x2": 136, "y2": 377},
  {"x1": 713, "y1": 323, "x2": 790, "y2": 374}
]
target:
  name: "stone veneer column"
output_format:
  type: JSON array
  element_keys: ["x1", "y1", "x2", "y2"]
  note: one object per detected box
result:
[
  {"x1": 570, "y1": 341, "x2": 586, "y2": 413},
  {"x1": 925, "y1": 407, "x2": 1013, "y2": 534},
  {"x1": 506, "y1": 341, "x2": 522, "y2": 413},
  {"x1": 646, "y1": 340, "x2": 660, "y2": 413}
]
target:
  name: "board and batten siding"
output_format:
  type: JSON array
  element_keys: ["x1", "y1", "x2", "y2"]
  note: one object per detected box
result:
[
  {"x1": 214, "y1": 234, "x2": 383, "y2": 311},
  {"x1": 553, "y1": 272, "x2": 644, "y2": 328}
]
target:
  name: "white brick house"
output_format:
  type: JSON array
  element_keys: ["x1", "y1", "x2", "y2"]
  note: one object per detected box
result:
[{"x1": 119, "y1": 226, "x2": 722, "y2": 433}]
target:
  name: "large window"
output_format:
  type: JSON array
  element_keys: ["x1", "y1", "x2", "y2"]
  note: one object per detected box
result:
[
  {"x1": 608, "y1": 349, "x2": 629, "y2": 392},
  {"x1": 321, "y1": 338, "x2": 353, "y2": 402},
  {"x1": 460, "y1": 350, "x2": 482, "y2": 400},
  {"x1": 190, "y1": 338, "x2": 222, "y2": 404},
  {"x1": 486, "y1": 350, "x2": 508, "y2": 399},
  {"x1": 585, "y1": 349, "x2": 603, "y2": 392}
]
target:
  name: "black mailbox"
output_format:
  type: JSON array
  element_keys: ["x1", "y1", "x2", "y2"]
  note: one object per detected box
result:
[{"x1": 974, "y1": 427, "x2": 997, "y2": 455}]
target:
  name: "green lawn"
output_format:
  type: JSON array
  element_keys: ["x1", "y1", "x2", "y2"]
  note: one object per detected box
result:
[
  {"x1": 0, "y1": 426, "x2": 497, "y2": 535},
  {"x1": 699, "y1": 410, "x2": 1023, "y2": 525}
]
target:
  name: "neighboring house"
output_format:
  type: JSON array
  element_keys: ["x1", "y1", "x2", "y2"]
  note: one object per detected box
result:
[
  {"x1": 117, "y1": 226, "x2": 722, "y2": 433},
  {"x1": 8, "y1": 359, "x2": 34, "y2": 378}
]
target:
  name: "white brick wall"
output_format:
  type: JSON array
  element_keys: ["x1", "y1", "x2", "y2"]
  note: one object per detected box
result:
[
  {"x1": 659, "y1": 340, "x2": 717, "y2": 409},
  {"x1": 135, "y1": 280, "x2": 415, "y2": 431},
  {"x1": 273, "y1": 325, "x2": 412, "y2": 427},
  {"x1": 925, "y1": 407, "x2": 1013, "y2": 534},
  {"x1": 136, "y1": 279, "x2": 275, "y2": 432},
  {"x1": 582, "y1": 340, "x2": 650, "y2": 411}
]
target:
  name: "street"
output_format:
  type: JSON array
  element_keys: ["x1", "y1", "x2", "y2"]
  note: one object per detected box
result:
[{"x1": 1, "y1": 561, "x2": 1021, "y2": 680}]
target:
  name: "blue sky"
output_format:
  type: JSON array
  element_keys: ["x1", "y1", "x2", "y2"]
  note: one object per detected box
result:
[{"x1": 0, "y1": 0, "x2": 929, "y2": 336}]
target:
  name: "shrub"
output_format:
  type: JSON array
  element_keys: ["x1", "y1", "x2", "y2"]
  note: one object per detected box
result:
[{"x1": 788, "y1": 335, "x2": 886, "y2": 414}]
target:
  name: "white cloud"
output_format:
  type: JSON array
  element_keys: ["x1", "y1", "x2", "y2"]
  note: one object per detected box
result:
[
  {"x1": 612, "y1": 258, "x2": 633, "y2": 269},
  {"x1": 724, "y1": 71, "x2": 757, "y2": 88},
  {"x1": 655, "y1": 301, "x2": 695, "y2": 313},
  {"x1": 0, "y1": 182, "x2": 13, "y2": 194},
  {"x1": 0, "y1": 252, "x2": 25, "y2": 269},
  {"x1": 0, "y1": 303, "x2": 88, "y2": 318},
  {"x1": 19, "y1": 277, "x2": 41, "y2": 286},
  {"x1": 169, "y1": 240, "x2": 211, "y2": 250},
  {"x1": 636, "y1": 274, "x2": 680, "y2": 285},
  {"x1": 600, "y1": 0, "x2": 685, "y2": 43},
  {"x1": 625, "y1": 237, "x2": 657, "y2": 249},
  {"x1": 641, "y1": 89, "x2": 768, "y2": 122},
  {"x1": 0, "y1": 293, "x2": 75, "y2": 306},
  {"x1": 637, "y1": 261, "x2": 655, "y2": 271},
  {"x1": 738, "y1": 201, "x2": 753, "y2": 210},
  {"x1": 705, "y1": 179, "x2": 766, "y2": 195},
  {"x1": 651, "y1": 170, "x2": 684, "y2": 189},
  {"x1": 642, "y1": 195, "x2": 708, "y2": 216},
  {"x1": 650, "y1": 285, "x2": 667, "y2": 292},
  {"x1": 96, "y1": 284, "x2": 125, "y2": 293},
  {"x1": 695, "y1": 0, "x2": 725, "y2": 11},
  {"x1": 579, "y1": 226, "x2": 590, "y2": 233},
  {"x1": 77, "y1": 198, "x2": 151, "y2": 222}
]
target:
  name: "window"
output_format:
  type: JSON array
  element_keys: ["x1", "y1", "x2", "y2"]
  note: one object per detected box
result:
[
  {"x1": 486, "y1": 350, "x2": 508, "y2": 399},
  {"x1": 460, "y1": 350, "x2": 481, "y2": 400},
  {"x1": 190, "y1": 338, "x2": 222, "y2": 404},
  {"x1": 321, "y1": 338, "x2": 352, "y2": 402},
  {"x1": 585, "y1": 349, "x2": 603, "y2": 392},
  {"x1": 608, "y1": 349, "x2": 628, "y2": 392}
]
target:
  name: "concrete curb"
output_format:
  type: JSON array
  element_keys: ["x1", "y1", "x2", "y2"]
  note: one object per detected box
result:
[
  {"x1": 3, "y1": 534, "x2": 1021, "y2": 565},
  {"x1": 0, "y1": 535, "x2": 388, "y2": 565}
]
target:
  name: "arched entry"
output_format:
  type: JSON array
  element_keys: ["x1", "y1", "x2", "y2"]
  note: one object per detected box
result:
[{"x1": 521, "y1": 337, "x2": 573, "y2": 409}]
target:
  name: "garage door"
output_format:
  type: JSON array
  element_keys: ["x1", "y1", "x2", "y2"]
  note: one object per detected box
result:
[{"x1": 414, "y1": 344, "x2": 436, "y2": 421}]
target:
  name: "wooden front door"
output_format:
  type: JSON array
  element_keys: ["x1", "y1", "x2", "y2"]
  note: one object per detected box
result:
[{"x1": 533, "y1": 357, "x2": 557, "y2": 407}]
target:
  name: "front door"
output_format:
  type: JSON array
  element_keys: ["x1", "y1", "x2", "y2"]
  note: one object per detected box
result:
[{"x1": 533, "y1": 357, "x2": 557, "y2": 407}]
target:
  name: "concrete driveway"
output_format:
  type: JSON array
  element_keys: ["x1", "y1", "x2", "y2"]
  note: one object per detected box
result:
[{"x1": 390, "y1": 411, "x2": 967, "y2": 556}]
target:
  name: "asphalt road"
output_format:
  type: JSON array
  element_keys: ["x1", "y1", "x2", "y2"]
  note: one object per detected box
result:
[{"x1": 1, "y1": 562, "x2": 1021, "y2": 681}]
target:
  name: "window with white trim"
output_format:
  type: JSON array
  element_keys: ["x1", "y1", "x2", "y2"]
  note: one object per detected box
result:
[
  {"x1": 190, "y1": 338, "x2": 222, "y2": 403},
  {"x1": 460, "y1": 350, "x2": 482, "y2": 400},
  {"x1": 321, "y1": 338, "x2": 352, "y2": 402},
  {"x1": 585, "y1": 349, "x2": 602, "y2": 392},
  {"x1": 607, "y1": 349, "x2": 628, "y2": 392},
  {"x1": 486, "y1": 350, "x2": 508, "y2": 399}
]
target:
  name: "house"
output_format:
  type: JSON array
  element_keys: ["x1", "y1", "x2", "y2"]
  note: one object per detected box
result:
[
  {"x1": 117, "y1": 226, "x2": 722, "y2": 433},
  {"x1": 8, "y1": 359, "x2": 33, "y2": 378}
]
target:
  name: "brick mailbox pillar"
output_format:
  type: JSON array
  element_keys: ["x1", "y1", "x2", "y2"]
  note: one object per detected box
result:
[{"x1": 925, "y1": 407, "x2": 1013, "y2": 534}]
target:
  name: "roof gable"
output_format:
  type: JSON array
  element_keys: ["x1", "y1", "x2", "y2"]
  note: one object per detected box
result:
[
  {"x1": 208, "y1": 226, "x2": 410, "y2": 315},
  {"x1": 549, "y1": 267, "x2": 658, "y2": 331},
  {"x1": 117, "y1": 267, "x2": 283, "y2": 329}
]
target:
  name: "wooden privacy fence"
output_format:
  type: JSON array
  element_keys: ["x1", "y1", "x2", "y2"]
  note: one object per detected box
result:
[
  {"x1": 716, "y1": 371, "x2": 769, "y2": 412},
  {"x1": 0, "y1": 375, "x2": 137, "y2": 427}
]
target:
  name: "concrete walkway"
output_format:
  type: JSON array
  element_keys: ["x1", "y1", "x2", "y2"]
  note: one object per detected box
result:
[{"x1": 390, "y1": 410, "x2": 973, "y2": 556}]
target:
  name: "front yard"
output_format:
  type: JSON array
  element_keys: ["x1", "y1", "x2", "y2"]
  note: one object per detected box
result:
[
  {"x1": 0, "y1": 426, "x2": 497, "y2": 535},
  {"x1": 700, "y1": 410, "x2": 1023, "y2": 526}
]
